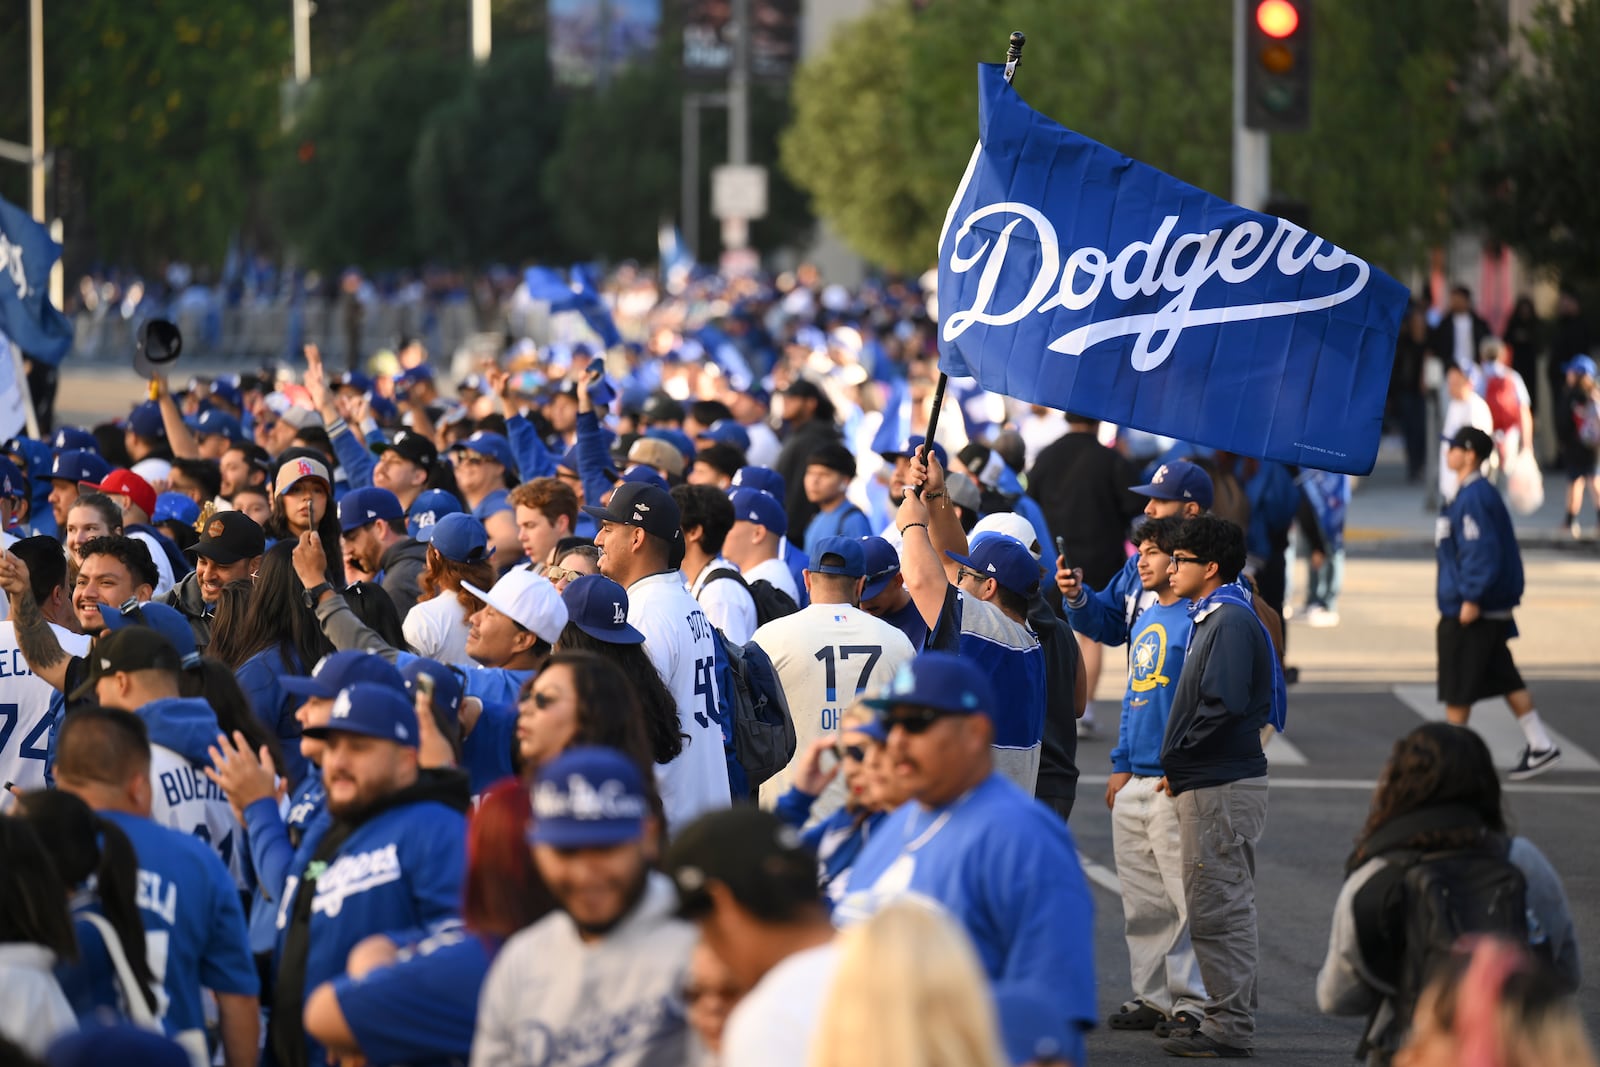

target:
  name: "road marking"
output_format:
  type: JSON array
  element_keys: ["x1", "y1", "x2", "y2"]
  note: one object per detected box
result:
[
  {"x1": 1077, "y1": 774, "x2": 1600, "y2": 796},
  {"x1": 1263, "y1": 730, "x2": 1308, "y2": 766},
  {"x1": 1391, "y1": 684, "x2": 1600, "y2": 772},
  {"x1": 1078, "y1": 851, "x2": 1122, "y2": 895}
]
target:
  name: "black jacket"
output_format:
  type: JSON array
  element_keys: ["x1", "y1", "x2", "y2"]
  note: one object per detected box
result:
[
  {"x1": 1027, "y1": 432, "x2": 1145, "y2": 589},
  {"x1": 1160, "y1": 602, "x2": 1271, "y2": 794},
  {"x1": 160, "y1": 570, "x2": 213, "y2": 650},
  {"x1": 775, "y1": 419, "x2": 843, "y2": 544}
]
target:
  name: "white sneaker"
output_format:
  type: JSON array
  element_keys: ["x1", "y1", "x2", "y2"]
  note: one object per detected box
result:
[
  {"x1": 1076, "y1": 718, "x2": 1097, "y2": 740},
  {"x1": 1307, "y1": 608, "x2": 1340, "y2": 628}
]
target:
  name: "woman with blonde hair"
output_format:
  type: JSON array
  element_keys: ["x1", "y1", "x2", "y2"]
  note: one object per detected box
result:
[
  {"x1": 1396, "y1": 936, "x2": 1598, "y2": 1067},
  {"x1": 809, "y1": 901, "x2": 1008, "y2": 1067}
]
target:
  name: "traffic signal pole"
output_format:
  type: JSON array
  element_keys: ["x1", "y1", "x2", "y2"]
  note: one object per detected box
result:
[{"x1": 1233, "y1": 0, "x2": 1270, "y2": 211}]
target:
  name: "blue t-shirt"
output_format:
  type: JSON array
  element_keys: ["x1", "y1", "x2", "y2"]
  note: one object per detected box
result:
[
  {"x1": 462, "y1": 702, "x2": 519, "y2": 797},
  {"x1": 462, "y1": 666, "x2": 533, "y2": 710},
  {"x1": 802, "y1": 501, "x2": 872, "y2": 558},
  {"x1": 878, "y1": 597, "x2": 929, "y2": 652},
  {"x1": 471, "y1": 488, "x2": 513, "y2": 522},
  {"x1": 101, "y1": 810, "x2": 258, "y2": 1036},
  {"x1": 1112, "y1": 597, "x2": 1193, "y2": 777},
  {"x1": 334, "y1": 928, "x2": 500, "y2": 1067},
  {"x1": 835, "y1": 774, "x2": 1096, "y2": 1032}
]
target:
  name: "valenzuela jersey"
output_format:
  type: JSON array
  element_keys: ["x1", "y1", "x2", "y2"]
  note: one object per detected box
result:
[
  {"x1": 0, "y1": 621, "x2": 90, "y2": 792},
  {"x1": 751, "y1": 603, "x2": 915, "y2": 814}
]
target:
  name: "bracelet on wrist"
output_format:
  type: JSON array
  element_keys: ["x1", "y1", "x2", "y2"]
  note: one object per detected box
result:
[
  {"x1": 923, "y1": 490, "x2": 945, "y2": 501},
  {"x1": 899, "y1": 522, "x2": 928, "y2": 533}
]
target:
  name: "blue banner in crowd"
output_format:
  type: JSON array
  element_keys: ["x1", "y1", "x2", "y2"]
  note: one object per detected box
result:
[
  {"x1": 523, "y1": 265, "x2": 622, "y2": 348},
  {"x1": 0, "y1": 194, "x2": 73, "y2": 365},
  {"x1": 937, "y1": 65, "x2": 1408, "y2": 475}
]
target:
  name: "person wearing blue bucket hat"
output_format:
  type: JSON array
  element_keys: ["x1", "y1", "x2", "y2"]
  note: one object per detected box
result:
[
  {"x1": 837, "y1": 651, "x2": 1096, "y2": 1057},
  {"x1": 474, "y1": 746, "x2": 695, "y2": 1067}
]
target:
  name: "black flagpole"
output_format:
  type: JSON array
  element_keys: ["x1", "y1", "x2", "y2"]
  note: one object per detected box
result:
[{"x1": 917, "y1": 30, "x2": 1026, "y2": 488}]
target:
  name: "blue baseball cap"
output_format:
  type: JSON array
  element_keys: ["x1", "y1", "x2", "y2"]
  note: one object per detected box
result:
[
  {"x1": 1566, "y1": 354, "x2": 1598, "y2": 378},
  {"x1": 556, "y1": 443, "x2": 582, "y2": 474},
  {"x1": 878, "y1": 434, "x2": 949, "y2": 469},
  {"x1": 407, "y1": 488, "x2": 464, "y2": 539},
  {"x1": 418, "y1": 512, "x2": 491, "y2": 564},
  {"x1": 151, "y1": 492, "x2": 200, "y2": 527},
  {"x1": 50, "y1": 426, "x2": 98, "y2": 453},
  {"x1": 645, "y1": 427, "x2": 697, "y2": 465},
  {"x1": 946, "y1": 532, "x2": 1041, "y2": 598},
  {"x1": 126, "y1": 401, "x2": 165, "y2": 440},
  {"x1": 863, "y1": 651, "x2": 997, "y2": 716},
  {"x1": 194, "y1": 408, "x2": 242, "y2": 442},
  {"x1": 727, "y1": 487, "x2": 787, "y2": 535},
  {"x1": 528, "y1": 746, "x2": 649, "y2": 848},
  {"x1": 730, "y1": 466, "x2": 785, "y2": 498},
  {"x1": 401, "y1": 658, "x2": 464, "y2": 723},
  {"x1": 1129, "y1": 460, "x2": 1214, "y2": 510},
  {"x1": 809, "y1": 536, "x2": 867, "y2": 578},
  {"x1": 336, "y1": 370, "x2": 374, "y2": 394},
  {"x1": 338, "y1": 486, "x2": 405, "y2": 533},
  {"x1": 450, "y1": 431, "x2": 515, "y2": 472},
  {"x1": 282, "y1": 650, "x2": 406, "y2": 700},
  {"x1": 562, "y1": 574, "x2": 645, "y2": 645},
  {"x1": 859, "y1": 536, "x2": 901, "y2": 601},
  {"x1": 97, "y1": 601, "x2": 200, "y2": 669},
  {"x1": 0, "y1": 457, "x2": 25, "y2": 499},
  {"x1": 208, "y1": 379, "x2": 244, "y2": 410},
  {"x1": 697, "y1": 420, "x2": 751, "y2": 452},
  {"x1": 396, "y1": 364, "x2": 435, "y2": 387},
  {"x1": 49, "y1": 449, "x2": 110, "y2": 485},
  {"x1": 618, "y1": 466, "x2": 670, "y2": 492},
  {"x1": 303, "y1": 681, "x2": 419, "y2": 747},
  {"x1": 737, "y1": 384, "x2": 771, "y2": 407}
]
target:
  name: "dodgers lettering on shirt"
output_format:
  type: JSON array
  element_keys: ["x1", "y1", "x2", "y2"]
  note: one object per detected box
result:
[{"x1": 313, "y1": 844, "x2": 403, "y2": 918}]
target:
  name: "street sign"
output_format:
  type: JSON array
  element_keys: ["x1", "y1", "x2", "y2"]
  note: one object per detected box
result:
[{"x1": 712, "y1": 164, "x2": 768, "y2": 221}]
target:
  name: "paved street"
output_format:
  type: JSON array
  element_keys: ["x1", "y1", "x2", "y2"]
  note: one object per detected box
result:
[{"x1": 46, "y1": 362, "x2": 1600, "y2": 1063}]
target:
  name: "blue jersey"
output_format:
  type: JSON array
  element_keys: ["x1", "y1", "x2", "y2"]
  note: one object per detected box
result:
[
  {"x1": 471, "y1": 488, "x2": 513, "y2": 522},
  {"x1": 101, "y1": 810, "x2": 258, "y2": 1037},
  {"x1": 246, "y1": 775, "x2": 329, "y2": 954},
  {"x1": 55, "y1": 899, "x2": 122, "y2": 1022},
  {"x1": 462, "y1": 702, "x2": 518, "y2": 796},
  {"x1": 1437, "y1": 474, "x2": 1523, "y2": 617},
  {"x1": 334, "y1": 928, "x2": 498, "y2": 1067},
  {"x1": 836, "y1": 774, "x2": 1096, "y2": 1033},
  {"x1": 235, "y1": 647, "x2": 310, "y2": 787},
  {"x1": 878, "y1": 597, "x2": 929, "y2": 651},
  {"x1": 1113, "y1": 598, "x2": 1193, "y2": 777},
  {"x1": 1064, "y1": 553, "x2": 1143, "y2": 648},
  {"x1": 802, "y1": 501, "x2": 872, "y2": 558}
]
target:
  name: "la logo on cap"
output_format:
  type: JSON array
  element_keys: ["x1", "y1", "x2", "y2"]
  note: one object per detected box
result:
[
  {"x1": 1153, "y1": 464, "x2": 1170, "y2": 483},
  {"x1": 297, "y1": 460, "x2": 315, "y2": 477},
  {"x1": 611, "y1": 602, "x2": 625, "y2": 624},
  {"x1": 986, "y1": 563, "x2": 996, "y2": 573},
  {"x1": 332, "y1": 691, "x2": 353, "y2": 718}
]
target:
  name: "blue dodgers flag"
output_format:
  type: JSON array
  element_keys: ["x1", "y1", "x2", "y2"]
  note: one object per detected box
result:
[
  {"x1": 937, "y1": 65, "x2": 1408, "y2": 476},
  {"x1": 523, "y1": 264, "x2": 622, "y2": 348},
  {"x1": 0, "y1": 194, "x2": 73, "y2": 364}
]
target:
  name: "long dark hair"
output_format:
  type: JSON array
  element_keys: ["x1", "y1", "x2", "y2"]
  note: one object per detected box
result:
[
  {"x1": 0, "y1": 817, "x2": 77, "y2": 960},
  {"x1": 524, "y1": 651, "x2": 665, "y2": 781},
  {"x1": 16, "y1": 790, "x2": 159, "y2": 1014},
  {"x1": 345, "y1": 581, "x2": 411, "y2": 652},
  {"x1": 189, "y1": 655, "x2": 286, "y2": 774},
  {"x1": 1354, "y1": 723, "x2": 1507, "y2": 862},
  {"x1": 211, "y1": 543, "x2": 334, "y2": 674},
  {"x1": 264, "y1": 449, "x2": 342, "y2": 587},
  {"x1": 552, "y1": 626, "x2": 685, "y2": 764}
]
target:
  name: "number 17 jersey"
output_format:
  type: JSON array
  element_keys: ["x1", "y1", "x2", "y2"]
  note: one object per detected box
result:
[{"x1": 752, "y1": 603, "x2": 916, "y2": 814}]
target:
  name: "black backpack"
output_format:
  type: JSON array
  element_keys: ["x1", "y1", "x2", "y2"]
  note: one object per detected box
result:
[
  {"x1": 710, "y1": 629, "x2": 796, "y2": 794},
  {"x1": 704, "y1": 568, "x2": 799, "y2": 628},
  {"x1": 1360, "y1": 835, "x2": 1530, "y2": 1060}
]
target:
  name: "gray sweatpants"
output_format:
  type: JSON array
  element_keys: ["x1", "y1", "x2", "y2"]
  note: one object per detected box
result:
[{"x1": 1174, "y1": 776, "x2": 1268, "y2": 1048}]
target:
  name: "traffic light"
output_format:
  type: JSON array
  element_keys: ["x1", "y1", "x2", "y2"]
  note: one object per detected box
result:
[{"x1": 1244, "y1": 0, "x2": 1312, "y2": 132}]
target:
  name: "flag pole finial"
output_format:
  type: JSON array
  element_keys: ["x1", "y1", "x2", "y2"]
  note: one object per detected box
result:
[{"x1": 1004, "y1": 32, "x2": 1026, "y2": 82}]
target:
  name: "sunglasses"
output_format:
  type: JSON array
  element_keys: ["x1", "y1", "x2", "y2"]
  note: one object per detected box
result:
[
  {"x1": 956, "y1": 567, "x2": 989, "y2": 585},
  {"x1": 526, "y1": 689, "x2": 561, "y2": 710},
  {"x1": 834, "y1": 742, "x2": 870, "y2": 762},
  {"x1": 879, "y1": 707, "x2": 954, "y2": 735},
  {"x1": 543, "y1": 564, "x2": 582, "y2": 584},
  {"x1": 451, "y1": 453, "x2": 488, "y2": 466}
]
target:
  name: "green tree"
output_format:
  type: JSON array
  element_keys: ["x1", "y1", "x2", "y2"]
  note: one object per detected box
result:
[
  {"x1": 269, "y1": 52, "x2": 466, "y2": 270},
  {"x1": 410, "y1": 38, "x2": 570, "y2": 265},
  {"x1": 0, "y1": 2, "x2": 288, "y2": 273},
  {"x1": 1482, "y1": 0, "x2": 1600, "y2": 291}
]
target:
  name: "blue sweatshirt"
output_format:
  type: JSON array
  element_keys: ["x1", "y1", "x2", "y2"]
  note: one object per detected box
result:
[
  {"x1": 1112, "y1": 597, "x2": 1193, "y2": 777},
  {"x1": 576, "y1": 410, "x2": 619, "y2": 512},
  {"x1": 327, "y1": 418, "x2": 376, "y2": 491},
  {"x1": 506, "y1": 413, "x2": 561, "y2": 483},
  {"x1": 1436, "y1": 474, "x2": 1524, "y2": 618},
  {"x1": 837, "y1": 774, "x2": 1097, "y2": 1035},
  {"x1": 461, "y1": 702, "x2": 519, "y2": 796},
  {"x1": 245, "y1": 775, "x2": 329, "y2": 955},
  {"x1": 333, "y1": 928, "x2": 499, "y2": 1067},
  {"x1": 774, "y1": 787, "x2": 884, "y2": 897},
  {"x1": 1065, "y1": 553, "x2": 1143, "y2": 647},
  {"x1": 235, "y1": 647, "x2": 310, "y2": 787}
]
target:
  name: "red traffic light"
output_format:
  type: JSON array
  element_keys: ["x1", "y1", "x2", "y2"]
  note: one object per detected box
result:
[{"x1": 1256, "y1": 0, "x2": 1300, "y2": 38}]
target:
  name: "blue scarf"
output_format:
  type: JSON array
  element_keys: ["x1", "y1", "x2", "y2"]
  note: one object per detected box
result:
[{"x1": 1186, "y1": 580, "x2": 1288, "y2": 733}]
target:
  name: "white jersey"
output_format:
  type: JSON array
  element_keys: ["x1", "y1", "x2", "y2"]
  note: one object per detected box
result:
[
  {"x1": 127, "y1": 529, "x2": 176, "y2": 598},
  {"x1": 0, "y1": 621, "x2": 91, "y2": 792},
  {"x1": 752, "y1": 603, "x2": 915, "y2": 813},
  {"x1": 149, "y1": 743, "x2": 250, "y2": 892},
  {"x1": 689, "y1": 558, "x2": 758, "y2": 646},
  {"x1": 742, "y1": 421, "x2": 782, "y2": 469},
  {"x1": 627, "y1": 571, "x2": 732, "y2": 830},
  {"x1": 471, "y1": 873, "x2": 695, "y2": 1067},
  {"x1": 403, "y1": 591, "x2": 474, "y2": 668},
  {"x1": 743, "y1": 557, "x2": 800, "y2": 605}
]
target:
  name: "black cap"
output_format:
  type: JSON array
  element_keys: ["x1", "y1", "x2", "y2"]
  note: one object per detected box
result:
[
  {"x1": 663, "y1": 807, "x2": 820, "y2": 920},
  {"x1": 71, "y1": 627, "x2": 184, "y2": 699},
  {"x1": 640, "y1": 393, "x2": 685, "y2": 425},
  {"x1": 1446, "y1": 426, "x2": 1495, "y2": 461},
  {"x1": 187, "y1": 511, "x2": 266, "y2": 564},
  {"x1": 807, "y1": 441, "x2": 857, "y2": 478},
  {"x1": 781, "y1": 378, "x2": 823, "y2": 401},
  {"x1": 372, "y1": 430, "x2": 438, "y2": 470},
  {"x1": 581, "y1": 483, "x2": 682, "y2": 543}
]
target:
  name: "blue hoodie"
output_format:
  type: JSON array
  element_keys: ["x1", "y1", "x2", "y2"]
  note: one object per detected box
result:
[
  {"x1": 1065, "y1": 554, "x2": 1143, "y2": 648},
  {"x1": 137, "y1": 696, "x2": 252, "y2": 891},
  {"x1": 774, "y1": 787, "x2": 885, "y2": 901},
  {"x1": 1111, "y1": 598, "x2": 1194, "y2": 778}
]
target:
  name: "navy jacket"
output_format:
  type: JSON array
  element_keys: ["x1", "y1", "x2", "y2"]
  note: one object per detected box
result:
[{"x1": 1436, "y1": 475, "x2": 1523, "y2": 617}]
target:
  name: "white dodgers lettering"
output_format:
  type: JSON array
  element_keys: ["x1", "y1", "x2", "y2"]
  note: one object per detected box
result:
[{"x1": 311, "y1": 844, "x2": 402, "y2": 918}]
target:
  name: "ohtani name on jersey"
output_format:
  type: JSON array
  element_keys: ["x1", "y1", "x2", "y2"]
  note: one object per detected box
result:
[
  {"x1": 159, "y1": 765, "x2": 227, "y2": 808},
  {"x1": 312, "y1": 844, "x2": 403, "y2": 918}
]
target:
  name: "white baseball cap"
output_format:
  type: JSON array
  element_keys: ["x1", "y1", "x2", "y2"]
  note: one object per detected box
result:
[
  {"x1": 969, "y1": 512, "x2": 1041, "y2": 560},
  {"x1": 461, "y1": 568, "x2": 570, "y2": 644}
]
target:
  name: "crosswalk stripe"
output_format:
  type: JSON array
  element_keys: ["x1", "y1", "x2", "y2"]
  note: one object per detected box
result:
[
  {"x1": 1079, "y1": 774, "x2": 1600, "y2": 797},
  {"x1": 1263, "y1": 731, "x2": 1308, "y2": 766},
  {"x1": 1391, "y1": 684, "x2": 1600, "y2": 772}
]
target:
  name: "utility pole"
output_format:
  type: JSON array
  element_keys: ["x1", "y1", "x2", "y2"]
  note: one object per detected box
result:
[
  {"x1": 471, "y1": 0, "x2": 491, "y2": 65},
  {"x1": 1232, "y1": 0, "x2": 1270, "y2": 211},
  {"x1": 29, "y1": 0, "x2": 45, "y2": 222},
  {"x1": 293, "y1": 0, "x2": 312, "y2": 84},
  {"x1": 719, "y1": 0, "x2": 753, "y2": 253}
]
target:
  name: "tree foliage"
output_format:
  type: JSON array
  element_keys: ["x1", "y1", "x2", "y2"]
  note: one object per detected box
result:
[
  {"x1": 783, "y1": 0, "x2": 1494, "y2": 277},
  {"x1": 1483, "y1": 0, "x2": 1600, "y2": 291}
]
